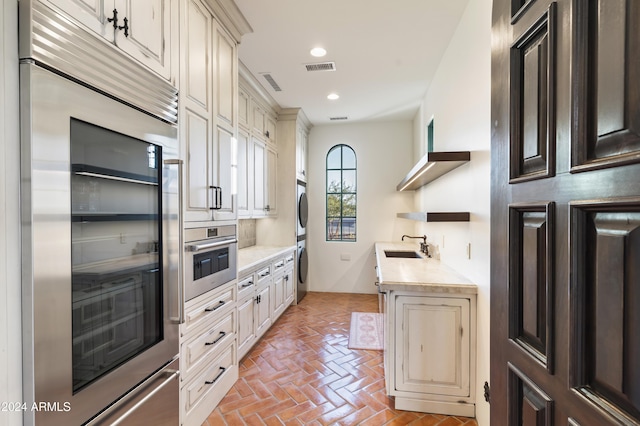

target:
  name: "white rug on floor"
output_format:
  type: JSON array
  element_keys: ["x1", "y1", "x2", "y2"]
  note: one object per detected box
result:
[{"x1": 348, "y1": 312, "x2": 384, "y2": 350}]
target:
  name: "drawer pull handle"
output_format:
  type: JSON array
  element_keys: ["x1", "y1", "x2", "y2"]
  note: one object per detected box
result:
[
  {"x1": 205, "y1": 301, "x2": 225, "y2": 312},
  {"x1": 205, "y1": 367, "x2": 226, "y2": 385},
  {"x1": 241, "y1": 281, "x2": 254, "y2": 288},
  {"x1": 259, "y1": 271, "x2": 270, "y2": 277},
  {"x1": 205, "y1": 331, "x2": 226, "y2": 346}
]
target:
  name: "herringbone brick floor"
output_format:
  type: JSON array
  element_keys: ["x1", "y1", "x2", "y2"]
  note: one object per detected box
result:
[{"x1": 203, "y1": 292, "x2": 478, "y2": 426}]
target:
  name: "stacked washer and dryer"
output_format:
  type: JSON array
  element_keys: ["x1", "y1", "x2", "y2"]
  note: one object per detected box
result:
[{"x1": 296, "y1": 181, "x2": 308, "y2": 302}]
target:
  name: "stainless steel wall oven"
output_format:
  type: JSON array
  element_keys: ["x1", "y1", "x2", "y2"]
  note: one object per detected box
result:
[
  {"x1": 184, "y1": 225, "x2": 237, "y2": 301},
  {"x1": 20, "y1": 2, "x2": 182, "y2": 425}
]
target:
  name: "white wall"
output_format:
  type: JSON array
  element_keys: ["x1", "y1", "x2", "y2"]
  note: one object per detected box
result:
[
  {"x1": 412, "y1": 0, "x2": 492, "y2": 424},
  {"x1": 307, "y1": 121, "x2": 415, "y2": 294},
  {"x1": 1, "y1": 1, "x2": 23, "y2": 425}
]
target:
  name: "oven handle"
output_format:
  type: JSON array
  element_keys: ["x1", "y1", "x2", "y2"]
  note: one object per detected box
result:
[
  {"x1": 186, "y1": 237, "x2": 237, "y2": 253},
  {"x1": 165, "y1": 159, "x2": 185, "y2": 324}
]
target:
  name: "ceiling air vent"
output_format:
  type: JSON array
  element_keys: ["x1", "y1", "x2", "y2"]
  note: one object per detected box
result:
[
  {"x1": 304, "y1": 62, "x2": 336, "y2": 72},
  {"x1": 261, "y1": 73, "x2": 282, "y2": 92},
  {"x1": 329, "y1": 116, "x2": 348, "y2": 121}
]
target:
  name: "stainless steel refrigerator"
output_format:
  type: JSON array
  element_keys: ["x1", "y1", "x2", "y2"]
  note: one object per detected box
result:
[{"x1": 20, "y1": 2, "x2": 183, "y2": 424}]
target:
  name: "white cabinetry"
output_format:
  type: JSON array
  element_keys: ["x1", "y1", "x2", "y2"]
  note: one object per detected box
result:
[
  {"x1": 46, "y1": 0, "x2": 177, "y2": 81},
  {"x1": 180, "y1": 0, "x2": 237, "y2": 223},
  {"x1": 248, "y1": 139, "x2": 277, "y2": 217},
  {"x1": 375, "y1": 242, "x2": 476, "y2": 417},
  {"x1": 395, "y1": 295, "x2": 470, "y2": 397},
  {"x1": 296, "y1": 124, "x2": 309, "y2": 182},
  {"x1": 238, "y1": 74, "x2": 279, "y2": 219},
  {"x1": 180, "y1": 282, "x2": 238, "y2": 426},
  {"x1": 384, "y1": 290, "x2": 476, "y2": 417},
  {"x1": 254, "y1": 265, "x2": 273, "y2": 338},
  {"x1": 236, "y1": 249, "x2": 295, "y2": 360}
]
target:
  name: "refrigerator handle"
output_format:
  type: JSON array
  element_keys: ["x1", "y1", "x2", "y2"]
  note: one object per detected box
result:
[{"x1": 164, "y1": 158, "x2": 184, "y2": 324}]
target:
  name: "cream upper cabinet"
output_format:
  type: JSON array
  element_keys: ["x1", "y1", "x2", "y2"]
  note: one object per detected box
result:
[
  {"x1": 251, "y1": 138, "x2": 267, "y2": 216},
  {"x1": 180, "y1": 0, "x2": 237, "y2": 223},
  {"x1": 244, "y1": 136, "x2": 276, "y2": 218},
  {"x1": 265, "y1": 145, "x2": 277, "y2": 216},
  {"x1": 238, "y1": 77, "x2": 279, "y2": 219},
  {"x1": 252, "y1": 140, "x2": 278, "y2": 217},
  {"x1": 252, "y1": 103, "x2": 266, "y2": 139},
  {"x1": 238, "y1": 87, "x2": 250, "y2": 130},
  {"x1": 215, "y1": 25, "x2": 236, "y2": 130},
  {"x1": 265, "y1": 115, "x2": 277, "y2": 146},
  {"x1": 251, "y1": 102, "x2": 277, "y2": 145},
  {"x1": 113, "y1": 0, "x2": 175, "y2": 81},
  {"x1": 236, "y1": 128, "x2": 251, "y2": 216},
  {"x1": 46, "y1": 0, "x2": 177, "y2": 82},
  {"x1": 46, "y1": 0, "x2": 112, "y2": 39},
  {"x1": 296, "y1": 124, "x2": 309, "y2": 182}
]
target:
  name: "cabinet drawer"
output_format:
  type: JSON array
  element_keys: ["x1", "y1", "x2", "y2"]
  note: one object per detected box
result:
[
  {"x1": 284, "y1": 253, "x2": 294, "y2": 265},
  {"x1": 272, "y1": 258, "x2": 286, "y2": 274},
  {"x1": 183, "y1": 310, "x2": 235, "y2": 379},
  {"x1": 237, "y1": 274, "x2": 255, "y2": 300},
  {"x1": 185, "y1": 343, "x2": 235, "y2": 411},
  {"x1": 256, "y1": 265, "x2": 271, "y2": 285},
  {"x1": 183, "y1": 285, "x2": 235, "y2": 335}
]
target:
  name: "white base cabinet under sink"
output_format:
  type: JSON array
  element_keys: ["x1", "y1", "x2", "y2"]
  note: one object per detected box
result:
[{"x1": 384, "y1": 290, "x2": 476, "y2": 417}]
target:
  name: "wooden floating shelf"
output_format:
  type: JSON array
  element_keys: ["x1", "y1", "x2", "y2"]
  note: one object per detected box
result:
[
  {"x1": 396, "y1": 151, "x2": 470, "y2": 191},
  {"x1": 397, "y1": 212, "x2": 470, "y2": 222}
]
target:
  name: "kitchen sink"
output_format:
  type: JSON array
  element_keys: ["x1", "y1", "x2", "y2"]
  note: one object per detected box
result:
[{"x1": 384, "y1": 250, "x2": 422, "y2": 259}]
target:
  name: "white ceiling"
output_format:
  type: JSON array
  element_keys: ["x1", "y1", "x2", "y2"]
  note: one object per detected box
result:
[{"x1": 234, "y1": 0, "x2": 471, "y2": 126}]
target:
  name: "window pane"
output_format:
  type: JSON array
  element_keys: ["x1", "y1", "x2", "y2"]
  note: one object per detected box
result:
[
  {"x1": 327, "y1": 147, "x2": 341, "y2": 169},
  {"x1": 342, "y1": 146, "x2": 356, "y2": 169},
  {"x1": 342, "y1": 194, "x2": 356, "y2": 217},
  {"x1": 327, "y1": 218, "x2": 341, "y2": 240},
  {"x1": 327, "y1": 170, "x2": 341, "y2": 192},
  {"x1": 326, "y1": 194, "x2": 341, "y2": 217},
  {"x1": 342, "y1": 170, "x2": 356, "y2": 192},
  {"x1": 342, "y1": 219, "x2": 356, "y2": 240}
]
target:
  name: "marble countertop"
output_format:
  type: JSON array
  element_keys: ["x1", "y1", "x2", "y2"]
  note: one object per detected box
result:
[
  {"x1": 238, "y1": 244, "x2": 297, "y2": 273},
  {"x1": 375, "y1": 242, "x2": 477, "y2": 294}
]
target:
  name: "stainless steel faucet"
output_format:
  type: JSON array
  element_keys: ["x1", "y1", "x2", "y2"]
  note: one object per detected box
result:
[{"x1": 401, "y1": 235, "x2": 429, "y2": 256}]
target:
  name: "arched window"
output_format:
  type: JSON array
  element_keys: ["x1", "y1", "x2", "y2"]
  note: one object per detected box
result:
[{"x1": 326, "y1": 144, "x2": 356, "y2": 241}]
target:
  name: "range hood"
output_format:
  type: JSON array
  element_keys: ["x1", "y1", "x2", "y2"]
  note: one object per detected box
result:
[{"x1": 396, "y1": 151, "x2": 470, "y2": 191}]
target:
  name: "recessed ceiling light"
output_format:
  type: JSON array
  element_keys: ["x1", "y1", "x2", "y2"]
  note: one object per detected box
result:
[
  {"x1": 310, "y1": 47, "x2": 327, "y2": 57},
  {"x1": 327, "y1": 93, "x2": 339, "y2": 100}
]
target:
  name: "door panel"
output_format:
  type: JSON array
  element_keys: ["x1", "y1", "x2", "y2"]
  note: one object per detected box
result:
[
  {"x1": 508, "y1": 203, "x2": 554, "y2": 371},
  {"x1": 492, "y1": 0, "x2": 640, "y2": 424},
  {"x1": 572, "y1": 0, "x2": 640, "y2": 171},
  {"x1": 509, "y1": 4, "x2": 556, "y2": 182}
]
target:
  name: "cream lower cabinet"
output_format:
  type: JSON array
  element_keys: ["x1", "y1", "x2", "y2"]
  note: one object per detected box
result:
[
  {"x1": 236, "y1": 250, "x2": 295, "y2": 360},
  {"x1": 180, "y1": 281, "x2": 238, "y2": 426},
  {"x1": 385, "y1": 291, "x2": 476, "y2": 417}
]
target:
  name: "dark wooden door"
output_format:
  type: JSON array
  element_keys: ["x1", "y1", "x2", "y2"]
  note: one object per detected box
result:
[{"x1": 491, "y1": 0, "x2": 640, "y2": 424}]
